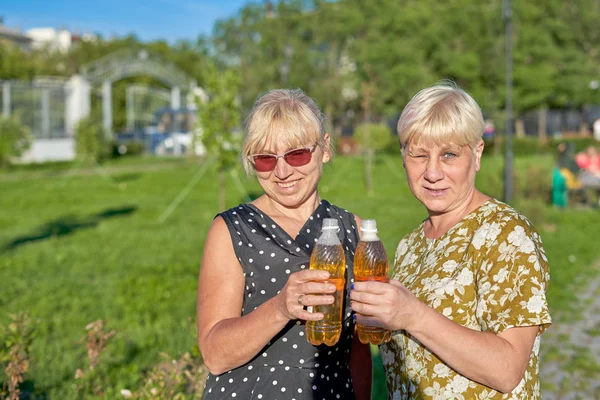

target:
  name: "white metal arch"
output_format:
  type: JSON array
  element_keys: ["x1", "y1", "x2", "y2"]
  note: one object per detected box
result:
[
  {"x1": 81, "y1": 49, "x2": 196, "y2": 137},
  {"x1": 81, "y1": 49, "x2": 191, "y2": 88}
]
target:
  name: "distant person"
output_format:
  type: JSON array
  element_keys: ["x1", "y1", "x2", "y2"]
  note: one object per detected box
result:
[
  {"x1": 575, "y1": 146, "x2": 600, "y2": 176},
  {"x1": 350, "y1": 83, "x2": 552, "y2": 399},
  {"x1": 593, "y1": 118, "x2": 600, "y2": 142},
  {"x1": 557, "y1": 142, "x2": 584, "y2": 191},
  {"x1": 576, "y1": 146, "x2": 600, "y2": 204},
  {"x1": 197, "y1": 88, "x2": 371, "y2": 399},
  {"x1": 483, "y1": 118, "x2": 495, "y2": 140},
  {"x1": 556, "y1": 142, "x2": 593, "y2": 206}
]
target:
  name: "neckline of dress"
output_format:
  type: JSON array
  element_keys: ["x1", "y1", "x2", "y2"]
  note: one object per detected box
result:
[
  {"x1": 247, "y1": 199, "x2": 327, "y2": 242},
  {"x1": 422, "y1": 197, "x2": 498, "y2": 244}
]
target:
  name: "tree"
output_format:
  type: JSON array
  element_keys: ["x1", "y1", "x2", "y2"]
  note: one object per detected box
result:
[
  {"x1": 0, "y1": 117, "x2": 31, "y2": 168},
  {"x1": 212, "y1": 1, "x2": 317, "y2": 115},
  {"x1": 354, "y1": 121, "x2": 393, "y2": 195},
  {"x1": 75, "y1": 116, "x2": 109, "y2": 166},
  {"x1": 198, "y1": 62, "x2": 241, "y2": 212}
]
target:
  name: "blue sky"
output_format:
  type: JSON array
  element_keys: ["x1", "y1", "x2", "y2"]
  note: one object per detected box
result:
[{"x1": 1, "y1": 0, "x2": 250, "y2": 42}]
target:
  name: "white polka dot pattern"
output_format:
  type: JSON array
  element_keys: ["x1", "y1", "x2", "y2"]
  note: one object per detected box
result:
[{"x1": 202, "y1": 200, "x2": 360, "y2": 399}]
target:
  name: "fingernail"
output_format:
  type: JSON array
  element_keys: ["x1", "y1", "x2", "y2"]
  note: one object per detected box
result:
[
  {"x1": 350, "y1": 283, "x2": 354, "y2": 290},
  {"x1": 352, "y1": 314, "x2": 356, "y2": 319}
]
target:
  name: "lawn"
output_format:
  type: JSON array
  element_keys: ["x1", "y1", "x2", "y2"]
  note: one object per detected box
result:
[{"x1": 1, "y1": 153, "x2": 598, "y2": 399}]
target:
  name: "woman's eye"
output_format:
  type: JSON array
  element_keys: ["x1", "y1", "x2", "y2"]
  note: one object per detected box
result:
[{"x1": 443, "y1": 152, "x2": 457, "y2": 158}]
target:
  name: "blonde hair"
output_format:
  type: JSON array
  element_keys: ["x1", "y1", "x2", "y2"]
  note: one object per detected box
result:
[
  {"x1": 397, "y1": 82, "x2": 484, "y2": 151},
  {"x1": 242, "y1": 88, "x2": 332, "y2": 175}
]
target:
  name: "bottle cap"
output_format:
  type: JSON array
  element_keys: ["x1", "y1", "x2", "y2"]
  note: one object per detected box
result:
[
  {"x1": 361, "y1": 219, "x2": 378, "y2": 233},
  {"x1": 322, "y1": 218, "x2": 339, "y2": 230}
]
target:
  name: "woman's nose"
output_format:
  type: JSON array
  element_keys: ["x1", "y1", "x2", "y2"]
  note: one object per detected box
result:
[
  {"x1": 424, "y1": 158, "x2": 444, "y2": 182},
  {"x1": 274, "y1": 156, "x2": 293, "y2": 179}
]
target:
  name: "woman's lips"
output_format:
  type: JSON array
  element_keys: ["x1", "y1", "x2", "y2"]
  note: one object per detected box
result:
[
  {"x1": 277, "y1": 179, "x2": 299, "y2": 189},
  {"x1": 423, "y1": 187, "x2": 448, "y2": 197}
]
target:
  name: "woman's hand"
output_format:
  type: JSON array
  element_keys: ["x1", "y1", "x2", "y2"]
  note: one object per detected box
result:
[
  {"x1": 350, "y1": 279, "x2": 425, "y2": 331},
  {"x1": 274, "y1": 269, "x2": 337, "y2": 322}
]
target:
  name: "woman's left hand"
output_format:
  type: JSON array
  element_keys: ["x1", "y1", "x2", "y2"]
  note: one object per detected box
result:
[{"x1": 350, "y1": 279, "x2": 425, "y2": 332}]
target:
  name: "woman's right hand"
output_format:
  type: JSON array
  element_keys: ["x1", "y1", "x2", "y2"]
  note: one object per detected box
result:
[
  {"x1": 274, "y1": 269, "x2": 336, "y2": 322},
  {"x1": 350, "y1": 279, "x2": 426, "y2": 332}
]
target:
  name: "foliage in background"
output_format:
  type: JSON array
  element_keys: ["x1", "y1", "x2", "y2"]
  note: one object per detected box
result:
[
  {"x1": 482, "y1": 136, "x2": 600, "y2": 157},
  {"x1": 197, "y1": 62, "x2": 241, "y2": 211},
  {"x1": 0, "y1": 314, "x2": 35, "y2": 400},
  {"x1": 354, "y1": 122, "x2": 393, "y2": 152},
  {"x1": 1, "y1": 1, "x2": 598, "y2": 137},
  {"x1": 75, "y1": 116, "x2": 110, "y2": 165},
  {"x1": 0, "y1": 117, "x2": 31, "y2": 168},
  {"x1": 213, "y1": 0, "x2": 599, "y2": 129},
  {"x1": 0, "y1": 36, "x2": 211, "y2": 133},
  {"x1": 354, "y1": 122, "x2": 394, "y2": 194}
]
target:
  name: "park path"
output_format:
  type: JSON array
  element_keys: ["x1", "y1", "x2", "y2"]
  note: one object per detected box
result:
[{"x1": 540, "y1": 259, "x2": 600, "y2": 399}]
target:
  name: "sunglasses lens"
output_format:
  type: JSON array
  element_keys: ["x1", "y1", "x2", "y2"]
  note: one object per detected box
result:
[
  {"x1": 284, "y1": 149, "x2": 312, "y2": 167},
  {"x1": 253, "y1": 155, "x2": 277, "y2": 172}
]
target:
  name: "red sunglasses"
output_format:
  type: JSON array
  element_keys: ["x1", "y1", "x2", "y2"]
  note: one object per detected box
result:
[{"x1": 248, "y1": 143, "x2": 319, "y2": 172}]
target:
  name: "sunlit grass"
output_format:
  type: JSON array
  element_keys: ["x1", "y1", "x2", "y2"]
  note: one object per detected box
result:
[{"x1": 1, "y1": 153, "x2": 598, "y2": 398}]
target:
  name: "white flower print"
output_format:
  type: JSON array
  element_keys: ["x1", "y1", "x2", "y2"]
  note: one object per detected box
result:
[
  {"x1": 493, "y1": 267, "x2": 510, "y2": 283},
  {"x1": 423, "y1": 381, "x2": 445, "y2": 399},
  {"x1": 381, "y1": 347, "x2": 397, "y2": 367},
  {"x1": 396, "y1": 240, "x2": 409, "y2": 258},
  {"x1": 442, "y1": 260, "x2": 458, "y2": 273},
  {"x1": 435, "y1": 277, "x2": 456, "y2": 296},
  {"x1": 472, "y1": 222, "x2": 502, "y2": 250},
  {"x1": 507, "y1": 225, "x2": 535, "y2": 254},
  {"x1": 472, "y1": 227, "x2": 487, "y2": 250},
  {"x1": 457, "y1": 268, "x2": 474, "y2": 286},
  {"x1": 386, "y1": 199, "x2": 551, "y2": 400},
  {"x1": 533, "y1": 335, "x2": 540, "y2": 353},
  {"x1": 526, "y1": 294, "x2": 544, "y2": 314},
  {"x1": 433, "y1": 362, "x2": 451, "y2": 378},
  {"x1": 403, "y1": 252, "x2": 419, "y2": 268},
  {"x1": 448, "y1": 375, "x2": 470, "y2": 394}
]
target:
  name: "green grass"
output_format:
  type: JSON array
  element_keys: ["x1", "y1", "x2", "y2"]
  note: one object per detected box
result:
[{"x1": 1, "y1": 153, "x2": 599, "y2": 399}]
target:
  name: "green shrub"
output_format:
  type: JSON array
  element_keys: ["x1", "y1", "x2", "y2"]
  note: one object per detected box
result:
[
  {"x1": 0, "y1": 117, "x2": 31, "y2": 168},
  {"x1": 354, "y1": 123, "x2": 393, "y2": 152},
  {"x1": 0, "y1": 314, "x2": 36, "y2": 400},
  {"x1": 75, "y1": 117, "x2": 110, "y2": 165}
]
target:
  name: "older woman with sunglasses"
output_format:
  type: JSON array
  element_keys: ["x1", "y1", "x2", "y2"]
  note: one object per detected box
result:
[{"x1": 197, "y1": 88, "x2": 372, "y2": 400}]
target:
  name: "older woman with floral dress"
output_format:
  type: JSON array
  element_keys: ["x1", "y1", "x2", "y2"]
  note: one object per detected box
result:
[{"x1": 350, "y1": 82, "x2": 552, "y2": 399}]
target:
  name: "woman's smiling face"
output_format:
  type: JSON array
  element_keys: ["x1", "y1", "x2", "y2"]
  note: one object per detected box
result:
[
  {"x1": 403, "y1": 139, "x2": 483, "y2": 216},
  {"x1": 254, "y1": 137, "x2": 330, "y2": 209}
]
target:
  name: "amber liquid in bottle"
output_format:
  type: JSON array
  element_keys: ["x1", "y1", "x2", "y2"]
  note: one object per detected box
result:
[
  {"x1": 354, "y1": 220, "x2": 392, "y2": 345},
  {"x1": 306, "y1": 219, "x2": 346, "y2": 346}
]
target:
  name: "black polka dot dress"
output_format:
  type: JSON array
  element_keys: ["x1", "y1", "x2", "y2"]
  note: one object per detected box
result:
[{"x1": 201, "y1": 200, "x2": 360, "y2": 400}]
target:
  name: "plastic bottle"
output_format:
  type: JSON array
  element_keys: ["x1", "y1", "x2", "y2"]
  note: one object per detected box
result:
[
  {"x1": 353, "y1": 219, "x2": 392, "y2": 345},
  {"x1": 306, "y1": 218, "x2": 346, "y2": 346}
]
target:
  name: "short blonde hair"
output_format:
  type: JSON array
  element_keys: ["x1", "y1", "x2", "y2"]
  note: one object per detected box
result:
[
  {"x1": 397, "y1": 82, "x2": 484, "y2": 151},
  {"x1": 242, "y1": 88, "x2": 331, "y2": 175}
]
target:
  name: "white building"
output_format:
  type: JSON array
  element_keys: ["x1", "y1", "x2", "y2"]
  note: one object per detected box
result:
[
  {"x1": 26, "y1": 27, "x2": 73, "y2": 53},
  {"x1": 0, "y1": 18, "x2": 32, "y2": 50}
]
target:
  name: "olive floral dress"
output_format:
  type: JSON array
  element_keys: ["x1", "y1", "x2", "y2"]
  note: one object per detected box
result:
[
  {"x1": 201, "y1": 200, "x2": 360, "y2": 400},
  {"x1": 381, "y1": 199, "x2": 552, "y2": 399}
]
